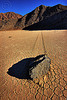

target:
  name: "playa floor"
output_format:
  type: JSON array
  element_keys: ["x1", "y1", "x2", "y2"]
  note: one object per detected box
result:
[{"x1": 0, "y1": 30, "x2": 67, "y2": 100}]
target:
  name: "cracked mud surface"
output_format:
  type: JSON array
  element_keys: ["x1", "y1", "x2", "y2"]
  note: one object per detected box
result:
[{"x1": 0, "y1": 30, "x2": 67, "y2": 100}]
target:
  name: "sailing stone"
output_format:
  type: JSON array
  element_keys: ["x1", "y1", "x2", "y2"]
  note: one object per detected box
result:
[{"x1": 29, "y1": 55, "x2": 51, "y2": 79}]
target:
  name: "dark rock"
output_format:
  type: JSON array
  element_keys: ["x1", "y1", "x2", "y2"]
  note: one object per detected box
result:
[{"x1": 29, "y1": 55, "x2": 51, "y2": 79}]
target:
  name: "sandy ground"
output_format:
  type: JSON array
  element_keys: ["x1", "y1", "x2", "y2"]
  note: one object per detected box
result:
[{"x1": 0, "y1": 30, "x2": 67, "y2": 100}]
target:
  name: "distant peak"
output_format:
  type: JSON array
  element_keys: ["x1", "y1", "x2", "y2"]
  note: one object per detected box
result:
[
  {"x1": 39, "y1": 5, "x2": 45, "y2": 6},
  {"x1": 57, "y1": 4, "x2": 62, "y2": 6},
  {"x1": 57, "y1": 4, "x2": 64, "y2": 6},
  {"x1": 39, "y1": 5, "x2": 47, "y2": 7},
  {"x1": 54, "y1": 4, "x2": 66, "y2": 7},
  {"x1": 57, "y1": 4, "x2": 67, "y2": 7},
  {"x1": 5, "y1": 12, "x2": 22, "y2": 15}
]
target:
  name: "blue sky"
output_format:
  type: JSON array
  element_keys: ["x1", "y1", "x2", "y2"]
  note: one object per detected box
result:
[{"x1": 0, "y1": 0, "x2": 67, "y2": 16}]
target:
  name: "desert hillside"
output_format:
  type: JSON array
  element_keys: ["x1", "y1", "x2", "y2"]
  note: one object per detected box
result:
[
  {"x1": 0, "y1": 4, "x2": 67, "y2": 30},
  {"x1": 0, "y1": 12, "x2": 23, "y2": 30},
  {"x1": 15, "y1": 4, "x2": 67, "y2": 30},
  {"x1": 0, "y1": 12, "x2": 22, "y2": 21}
]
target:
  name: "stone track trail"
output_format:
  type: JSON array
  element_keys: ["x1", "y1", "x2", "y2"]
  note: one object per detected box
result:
[{"x1": 0, "y1": 30, "x2": 67, "y2": 100}]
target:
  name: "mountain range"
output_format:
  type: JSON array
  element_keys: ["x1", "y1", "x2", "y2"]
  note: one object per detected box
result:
[{"x1": 0, "y1": 4, "x2": 67, "y2": 30}]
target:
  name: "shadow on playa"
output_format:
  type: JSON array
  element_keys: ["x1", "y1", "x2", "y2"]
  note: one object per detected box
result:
[{"x1": 7, "y1": 54, "x2": 45, "y2": 80}]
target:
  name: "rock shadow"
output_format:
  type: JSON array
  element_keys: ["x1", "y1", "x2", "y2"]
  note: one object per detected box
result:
[{"x1": 7, "y1": 54, "x2": 45, "y2": 80}]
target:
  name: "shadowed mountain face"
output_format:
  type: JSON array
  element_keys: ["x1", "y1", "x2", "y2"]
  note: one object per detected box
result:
[
  {"x1": 0, "y1": 4, "x2": 67, "y2": 30},
  {"x1": 15, "y1": 4, "x2": 67, "y2": 30},
  {"x1": 23, "y1": 10, "x2": 67, "y2": 30},
  {"x1": 14, "y1": 5, "x2": 47, "y2": 29}
]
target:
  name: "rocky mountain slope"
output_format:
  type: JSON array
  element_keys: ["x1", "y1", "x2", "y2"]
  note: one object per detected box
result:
[
  {"x1": 15, "y1": 4, "x2": 67, "y2": 30},
  {"x1": 0, "y1": 12, "x2": 22, "y2": 20},
  {"x1": 23, "y1": 9, "x2": 67, "y2": 30},
  {"x1": 0, "y1": 12, "x2": 23, "y2": 30},
  {"x1": 0, "y1": 4, "x2": 67, "y2": 30}
]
